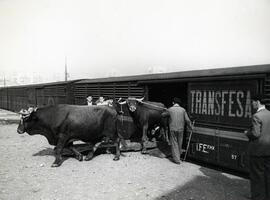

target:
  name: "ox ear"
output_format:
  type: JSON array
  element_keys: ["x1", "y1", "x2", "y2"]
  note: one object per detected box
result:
[{"x1": 18, "y1": 109, "x2": 31, "y2": 119}]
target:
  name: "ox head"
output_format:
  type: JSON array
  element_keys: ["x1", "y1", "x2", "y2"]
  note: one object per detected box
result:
[
  {"x1": 109, "y1": 98, "x2": 125, "y2": 115},
  {"x1": 125, "y1": 97, "x2": 144, "y2": 112},
  {"x1": 17, "y1": 107, "x2": 38, "y2": 134},
  {"x1": 111, "y1": 97, "x2": 144, "y2": 113}
]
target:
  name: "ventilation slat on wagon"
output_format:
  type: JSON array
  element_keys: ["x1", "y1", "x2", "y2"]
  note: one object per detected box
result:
[{"x1": 264, "y1": 74, "x2": 270, "y2": 109}]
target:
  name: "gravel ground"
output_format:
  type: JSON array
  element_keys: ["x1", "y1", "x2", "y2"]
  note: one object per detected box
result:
[{"x1": 0, "y1": 123, "x2": 250, "y2": 200}]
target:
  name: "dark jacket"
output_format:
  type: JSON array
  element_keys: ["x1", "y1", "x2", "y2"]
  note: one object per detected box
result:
[{"x1": 246, "y1": 108, "x2": 270, "y2": 156}]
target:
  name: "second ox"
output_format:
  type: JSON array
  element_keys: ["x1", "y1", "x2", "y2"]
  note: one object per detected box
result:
[
  {"x1": 116, "y1": 97, "x2": 169, "y2": 154},
  {"x1": 17, "y1": 104, "x2": 120, "y2": 167}
]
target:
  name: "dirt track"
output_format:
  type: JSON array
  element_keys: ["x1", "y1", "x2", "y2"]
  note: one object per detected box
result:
[{"x1": 0, "y1": 123, "x2": 250, "y2": 200}]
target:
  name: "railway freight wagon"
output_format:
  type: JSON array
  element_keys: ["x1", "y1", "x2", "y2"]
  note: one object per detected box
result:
[
  {"x1": 0, "y1": 80, "x2": 80, "y2": 112},
  {"x1": 145, "y1": 65, "x2": 270, "y2": 172},
  {"x1": 140, "y1": 65, "x2": 270, "y2": 173},
  {"x1": 1, "y1": 65, "x2": 269, "y2": 172},
  {"x1": 74, "y1": 64, "x2": 270, "y2": 172},
  {"x1": 187, "y1": 66, "x2": 270, "y2": 172},
  {"x1": 34, "y1": 80, "x2": 79, "y2": 108}
]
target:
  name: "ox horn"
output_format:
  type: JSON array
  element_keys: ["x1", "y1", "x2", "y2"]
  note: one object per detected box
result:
[
  {"x1": 28, "y1": 107, "x2": 37, "y2": 113},
  {"x1": 118, "y1": 100, "x2": 127, "y2": 105},
  {"x1": 117, "y1": 98, "x2": 122, "y2": 102},
  {"x1": 117, "y1": 97, "x2": 127, "y2": 105},
  {"x1": 136, "y1": 97, "x2": 144, "y2": 102}
]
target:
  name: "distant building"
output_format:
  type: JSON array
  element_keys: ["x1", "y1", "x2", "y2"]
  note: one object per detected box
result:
[{"x1": 2, "y1": 71, "x2": 65, "y2": 86}]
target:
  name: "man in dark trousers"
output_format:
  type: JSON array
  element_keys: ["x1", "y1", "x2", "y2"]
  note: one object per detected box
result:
[
  {"x1": 165, "y1": 97, "x2": 193, "y2": 164},
  {"x1": 245, "y1": 94, "x2": 270, "y2": 200}
]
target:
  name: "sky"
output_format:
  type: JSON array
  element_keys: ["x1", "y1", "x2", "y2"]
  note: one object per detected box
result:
[{"x1": 0, "y1": 0, "x2": 270, "y2": 84}]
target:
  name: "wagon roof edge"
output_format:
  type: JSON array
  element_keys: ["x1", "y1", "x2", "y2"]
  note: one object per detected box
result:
[{"x1": 75, "y1": 64, "x2": 270, "y2": 84}]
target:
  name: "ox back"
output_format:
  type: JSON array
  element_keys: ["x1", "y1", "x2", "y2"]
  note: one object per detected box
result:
[
  {"x1": 17, "y1": 104, "x2": 120, "y2": 167},
  {"x1": 129, "y1": 100, "x2": 167, "y2": 130},
  {"x1": 115, "y1": 99, "x2": 169, "y2": 153}
]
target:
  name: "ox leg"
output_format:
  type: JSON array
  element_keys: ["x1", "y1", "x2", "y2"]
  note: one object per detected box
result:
[
  {"x1": 113, "y1": 138, "x2": 120, "y2": 161},
  {"x1": 85, "y1": 142, "x2": 102, "y2": 161},
  {"x1": 65, "y1": 142, "x2": 83, "y2": 162},
  {"x1": 69, "y1": 146, "x2": 83, "y2": 162},
  {"x1": 141, "y1": 126, "x2": 149, "y2": 154},
  {"x1": 52, "y1": 134, "x2": 68, "y2": 167}
]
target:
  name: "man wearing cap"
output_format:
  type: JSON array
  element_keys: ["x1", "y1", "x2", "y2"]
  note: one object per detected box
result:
[
  {"x1": 165, "y1": 97, "x2": 193, "y2": 164},
  {"x1": 245, "y1": 94, "x2": 270, "y2": 200},
  {"x1": 86, "y1": 96, "x2": 93, "y2": 106}
]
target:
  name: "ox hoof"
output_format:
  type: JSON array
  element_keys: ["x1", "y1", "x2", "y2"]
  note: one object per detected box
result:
[
  {"x1": 141, "y1": 150, "x2": 148, "y2": 154},
  {"x1": 51, "y1": 163, "x2": 61, "y2": 167},
  {"x1": 84, "y1": 156, "x2": 93, "y2": 161},
  {"x1": 106, "y1": 149, "x2": 112, "y2": 154},
  {"x1": 113, "y1": 156, "x2": 120, "y2": 161},
  {"x1": 76, "y1": 155, "x2": 83, "y2": 162},
  {"x1": 85, "y1": 153, "x2": 94, "y2": 161}
]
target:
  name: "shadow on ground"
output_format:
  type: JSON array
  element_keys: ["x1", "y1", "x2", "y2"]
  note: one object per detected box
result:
[
  {"x1": 154, "y1": 166, "x2": 250, "y2": 200},
  {"x1": 32, "y1": 143, "x2": 94, "y2": 157},
  {"x1": 32, "y1": 147, "x2": 54, "y2": 156},
  {"x1": 147, "y1": 141, "x2": 171, "y2": 158},
  {"x1": 31, "y1": 145, "x2": 118, "y2": 165}
]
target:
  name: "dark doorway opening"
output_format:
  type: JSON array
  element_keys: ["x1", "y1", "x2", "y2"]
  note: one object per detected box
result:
[
  {"x1": 147, "y1": 82, "x2": 188, "y2": 109},
  {"x1": 146, "y1": 81, "x2": 189, "y2": 153}
]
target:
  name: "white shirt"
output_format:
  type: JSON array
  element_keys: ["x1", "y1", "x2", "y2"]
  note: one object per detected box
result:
[{"x1": 257, "y1": 105, "x2": 266, "y2": 112}]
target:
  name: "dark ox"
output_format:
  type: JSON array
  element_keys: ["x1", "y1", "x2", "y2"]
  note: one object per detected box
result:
[
  {"x1": 17, "y1": 105, "x2": 120, "y2": 167},
  {"x1": 116, "y1": 97, "x2": 169, "y2": 154}
]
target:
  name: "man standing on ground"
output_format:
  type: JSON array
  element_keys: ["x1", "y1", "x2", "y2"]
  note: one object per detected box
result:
[
  {"x1": 165, "y1": 97, "x2": 193, "y2": 164},
  {"x1": 245, "y1": 94, "x2": 270, "y2": 200}
]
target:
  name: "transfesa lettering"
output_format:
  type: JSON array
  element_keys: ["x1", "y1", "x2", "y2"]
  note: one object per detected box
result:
[{"x1": 190, "y1": 90, "x2": 252, "y2": 118}]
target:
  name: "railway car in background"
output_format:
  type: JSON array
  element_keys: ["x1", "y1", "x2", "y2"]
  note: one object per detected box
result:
[
  {"x1": 0, "y1": 84, "x2": 38, "y2": 111},
  {"x1": 0, "y1": 64, "x2": 269, "y2": 172},
  {"x1": 0, "y1": 87, "x2": 8, "y2": 109},
  {"x1": 0, "y1": 80, "x2": 81, "y2": 112}
]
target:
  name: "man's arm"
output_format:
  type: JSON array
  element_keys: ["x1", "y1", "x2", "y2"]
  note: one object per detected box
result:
[
  {"x1": 245, "y1": 115, "x2": 262, "y2": 140},
  {"x1": 161, "y1": 110, "x2": 170, "y2": 117}
]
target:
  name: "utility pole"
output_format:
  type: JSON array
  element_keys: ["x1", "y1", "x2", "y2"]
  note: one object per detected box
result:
[
  {"x1": 3, "y1": 75, "x2": 6, "y2": 87},
  {"x1": 65, "y1": 56, "x2": 68, "y2": 81}
]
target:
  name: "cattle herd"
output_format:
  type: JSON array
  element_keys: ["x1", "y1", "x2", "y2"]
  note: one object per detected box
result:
[{"x1": 17, "y1": 97, "x2": 170, "y2": 167}]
